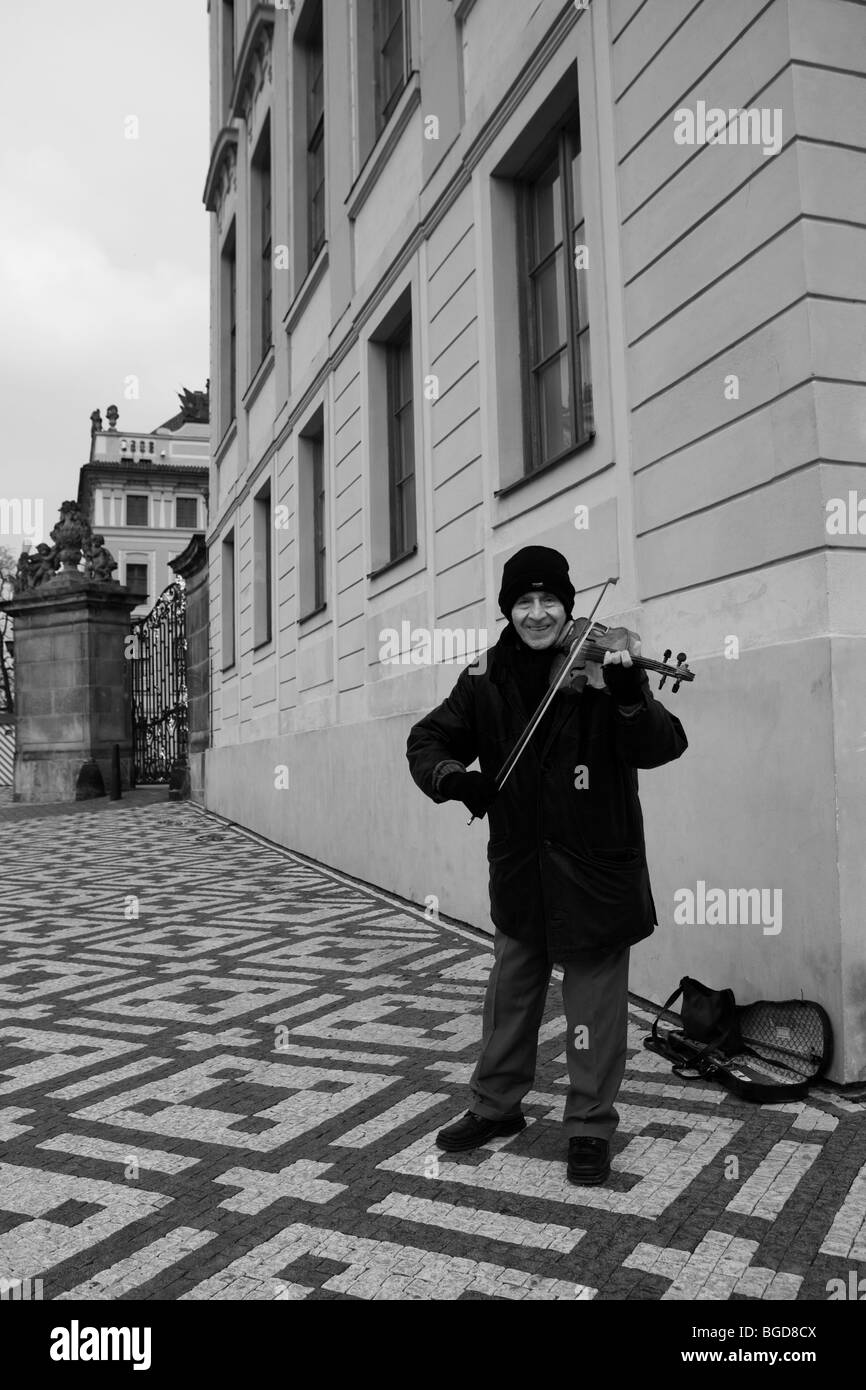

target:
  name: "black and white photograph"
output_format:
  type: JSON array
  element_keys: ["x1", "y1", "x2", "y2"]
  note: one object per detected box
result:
[{"x1": 0, "y1": 0, "x2": 864, "y2": 1356}]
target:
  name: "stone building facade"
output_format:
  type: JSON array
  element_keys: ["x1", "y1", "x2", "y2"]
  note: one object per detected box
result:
[{"x1": 202, "y1": 0, "x2": 866, "y2": 1081}]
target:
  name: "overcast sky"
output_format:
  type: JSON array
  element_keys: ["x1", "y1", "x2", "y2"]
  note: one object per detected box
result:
[{"x1": 0, "y1": 1, "x2": 210, "y2": 550}]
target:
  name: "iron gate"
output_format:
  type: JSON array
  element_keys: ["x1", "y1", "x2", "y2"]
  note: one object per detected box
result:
[{"x1": 130, "y1": 581, "x2": 188, "y2": 784}]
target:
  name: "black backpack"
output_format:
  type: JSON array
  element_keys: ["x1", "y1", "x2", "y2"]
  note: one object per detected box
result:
[{"x1": 644, "y1": 976, "x2": 833, "y2": 1103}]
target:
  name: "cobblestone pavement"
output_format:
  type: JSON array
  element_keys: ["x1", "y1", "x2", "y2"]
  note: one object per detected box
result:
[{"x1": 0, "y1": 799, "x2": 864, "y2": 1302}]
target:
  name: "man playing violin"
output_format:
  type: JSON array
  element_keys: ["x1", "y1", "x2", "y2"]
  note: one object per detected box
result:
[{"x1": 406, "y1": 545, "x2": 688, "y2": 1185}]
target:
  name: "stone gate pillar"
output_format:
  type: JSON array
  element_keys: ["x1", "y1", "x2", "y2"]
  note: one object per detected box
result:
[
  {"x1": 170, "y1": 532, "x2": 209, "y2": 803},
  {"x1": 1, "y1": 501, "x2": 139, "y2": 803}
]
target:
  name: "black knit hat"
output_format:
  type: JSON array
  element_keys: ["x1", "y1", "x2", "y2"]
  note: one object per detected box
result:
[{"x1": 498, "y1": 545, "x2": 575, "y2": 619}]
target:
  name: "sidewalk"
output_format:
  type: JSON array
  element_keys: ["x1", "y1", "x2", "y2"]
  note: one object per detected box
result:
[{"x1": 0, "y1": 798, "x2": 863, "y2": 1301}]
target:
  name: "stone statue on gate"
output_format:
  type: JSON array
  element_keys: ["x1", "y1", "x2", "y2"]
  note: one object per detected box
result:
[
  {"x1": 83, "y1": 533, "x2": 118, "y2": 582},
  {"x1": 11, "y1": 501, "x2": 118, "y2": 592},
  {"x1": 14, "y1": 542, "x2": 58, "y2": 591},
  {"x1": 50, "y1": 501, "x2": 92, "y2": 572}
]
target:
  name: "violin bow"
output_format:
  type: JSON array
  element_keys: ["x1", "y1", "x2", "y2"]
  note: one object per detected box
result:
[{"x1": 467, "y1": 575, "x2": 619, "y2": 826}]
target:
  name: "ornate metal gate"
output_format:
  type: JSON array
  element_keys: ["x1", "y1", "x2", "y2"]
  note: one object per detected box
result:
[{"x1": 130, "y1": 582, "x2": 188, "y2": 784}]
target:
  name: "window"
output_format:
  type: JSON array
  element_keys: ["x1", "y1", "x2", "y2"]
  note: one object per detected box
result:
[
  {"x1": 298, "y1": 411, "x2": 326, "y2": 619},
  {"x1": 375, "y1": 0, "x2": 408, "y2": 136},
  {"x1": 222, "y1": 1, "x2": 235, "y2": 116},
  {"x1": 306, "y1": 6, "x2": 325, "y2": 268},
  {"x1": 517, "y1": 110, "x2": 593, "y2": 473},
  {"x1": 221, "y1": 530, "x2": 236, "y2": 670},
  {"x1": 125, "y1": 562, "x2": 148, "y2": 601},
  {"x1": 252, "y1": 120, "x2": 273, "y2": 369},
  {"x1": 220, "y1": 223, "x2": 237, "y2": 434},
  {"x1": 367, "y1": 290, "x2": 418, "y2": 573},
  {"x1": 312, "y1": 437, "x2": 326, "y2": 611},
  {"x1": 126, "y1": 495, "x2": 148, "y2": 527},
  {"x1": 386, "y1": 316, "x2": 416, "y2": 561},
  {"x1": 175, "y1": 497, "x2": 198, "y2": 528},
  {"x1": 253, "y1": 481, "x2": 273, "y2": 648},
  {"x1": 357, "y1": 0, "x2": 411, "y2": 163}
]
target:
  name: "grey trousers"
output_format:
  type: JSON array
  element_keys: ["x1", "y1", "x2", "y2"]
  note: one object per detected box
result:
[{"x1": 468, "y1": 927, "x2": 631, "y2": 1140}]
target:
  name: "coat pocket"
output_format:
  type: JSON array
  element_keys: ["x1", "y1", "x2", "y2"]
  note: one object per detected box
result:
[
  {"x1": 486, "y1": 836, "x2": 510, "y2": 863},
  {"x1": 545, "y1": 840, "x2": 654, "y2": 948}
]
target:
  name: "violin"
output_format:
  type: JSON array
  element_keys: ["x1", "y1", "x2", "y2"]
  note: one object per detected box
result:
[{"x1": 557, "y1": 618, "x2": 694, "y2": 693}]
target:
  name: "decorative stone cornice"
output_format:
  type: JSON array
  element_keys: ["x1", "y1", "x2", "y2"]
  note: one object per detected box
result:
[
  {"x1": 170, "y1": 533, "x2": 209, "y2": 581},
  {"x1": 203, "y1": 126, "x2": 239, "y2": 213},
  {"x1": 229, "y1": 4, "x2": 275, "y2": 126}
]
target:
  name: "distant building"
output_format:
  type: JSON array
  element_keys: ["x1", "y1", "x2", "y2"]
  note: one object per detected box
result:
[{"x1": 77, "y1": 391, "x2": 210, "y2": 614}]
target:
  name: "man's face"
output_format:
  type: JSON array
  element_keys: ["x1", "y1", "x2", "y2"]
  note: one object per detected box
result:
[{"x1": 511, "y1": 591, "x2": 568, "y2": 649}]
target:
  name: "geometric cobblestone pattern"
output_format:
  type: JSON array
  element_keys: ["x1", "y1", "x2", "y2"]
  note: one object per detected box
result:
[{"x1": 0, "y1": 800, "x2": 864, "y2": 1300}]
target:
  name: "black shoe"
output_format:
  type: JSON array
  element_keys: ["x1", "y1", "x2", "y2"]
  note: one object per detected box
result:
[
  {"x1": 567, "y1": 1136, "x2": 611, "y2": 1185},
  {"x1": 436, "y1": 1110, "x2": 526, "y2": 1152}
]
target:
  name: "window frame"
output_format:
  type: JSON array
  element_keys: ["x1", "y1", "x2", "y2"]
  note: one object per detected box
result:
[
  {"x1": 306, "y1": 8, "x2": 325, "y2": 269},
  {"x1": 312, "y1": 436, "x2": 326, "y2": 612},
  {"x1": 252, "y1": 480, "x2": 273, "y2": 650},
  {"x1": 298, "y1": 408, "x2": 327, "y2": 623},
  {"x1": 229, "y1": 250, "x2": 237, "y2": 417},
  {"x1": 251, "y1": 119, "x2": 273, "y2": 371},
  {"x1": 374, "y1": 0, "x2": 409, "y2": 138},
  {"x1": 221, "y1": 529, "x2": 236, "y2": 672},
  {"x1": 220, "y1": 221, "x2": 238, "y2": 436},
  {"x1": 385, "y1": 314, "x2": 416, "y2": 563},
  {"x1": 125, "y1": 494, "x2": 149, "y2": 528},
  {"x1": 125, "y1": 561, "x2": 149, "y2": 601},
  {"x1": 175, "y1": 496, "x2": 199, "y2": 529},
  {"x1": 516, "y1": 112, "x2": 591, "y2": 478},
  {"x1": 222, "y1": 0, "x2": 236, "y2": 118}
]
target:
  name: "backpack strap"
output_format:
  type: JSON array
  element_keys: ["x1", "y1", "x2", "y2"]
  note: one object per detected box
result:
[{"x1": 650, "y1": 981, "x2": 686, "y2": 1052}]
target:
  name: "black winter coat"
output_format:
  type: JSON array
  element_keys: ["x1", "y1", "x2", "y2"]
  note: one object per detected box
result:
[{"x1": 406, "y1": 624, "x2": 688, "y2": 962}]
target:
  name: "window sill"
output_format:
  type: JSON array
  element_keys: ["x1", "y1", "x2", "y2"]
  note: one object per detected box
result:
[
  {"x1": 298, "y1": 603, "x2": 330, "y2": 637},
  {"x1": 346, "y1": 72, "x2": 422, "y2": 221},
  {"x1": 367, "y1": 546, "x2": 418, "y2": 582},
  {"x1": 253, "y1": 636, "x2": 274, "y2": 658},
  {"x1": 298, "y1": 603, "x2": 327, "y2": 625},
  {"x1": 214, "y1": 419, "x2": 238, "y2": 468},
  {"x1": 494, "y1": 433, "x2": 596, "y2": 501},
  {"x1": 243, "y1": 345, "x2": 275, "y2": 412},
  {"x1": 284, "y1": 244, "x2": 329, "y2": 334}
]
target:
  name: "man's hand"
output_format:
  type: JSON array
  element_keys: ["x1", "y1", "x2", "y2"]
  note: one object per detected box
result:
[
  {"x1": 439, "y1": 770, "x2": 499, "y2": 819},
  {"x1": 596, "y1": 626, "x2": 643, "y2": 704},
  {"x1": 556, "y1": 621, "x2": 641, "y2": 695}
]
